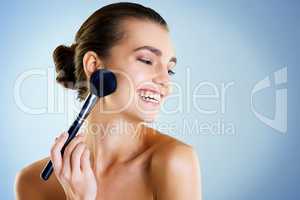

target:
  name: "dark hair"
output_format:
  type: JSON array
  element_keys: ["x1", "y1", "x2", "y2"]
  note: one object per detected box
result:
[{"x1": 53, "y1": 2, "x2": 168, "y2": 102}]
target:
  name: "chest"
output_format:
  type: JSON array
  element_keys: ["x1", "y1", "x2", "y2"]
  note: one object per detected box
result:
[
  {"x1": 48, "y1": 163, "x2": 154, "y2": 200},
  {"x1": 96, "y1": 162, "x2": 154, "y2": 200}
]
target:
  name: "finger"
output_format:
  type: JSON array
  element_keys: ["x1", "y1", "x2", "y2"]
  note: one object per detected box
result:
[
  {"x1": 61, "y1": 133, "x2": 85, "y2": 177},
  {"x1": 50, "y1": 132, "x2": 68, "y2": 171},
  {"x1": 50, "y1": 132, "x2": 68, "y2": 176},
  {"x1": 81, "y1": 147, "x2": 92, "y2": 172},
  {"x1": 70, "y1": 142, "x2": 86, "y2": 175}
]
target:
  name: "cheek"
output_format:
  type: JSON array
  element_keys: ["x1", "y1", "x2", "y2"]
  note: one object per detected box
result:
[
  {"x1": 131, "y1": 66, "x2": 154, "y2": 88},
  {"x1": 116, "y1": 73, "x2": 134, "y2": 98},
  {"x1": 118, "y1": 65, "x2": 151, "y2": 92},
  {"x1": 111, "y1": 70, "x2": 140, "y2": 101},
  {"x1": 108, "y1": 61, "x2": 153, "y2": 104}
]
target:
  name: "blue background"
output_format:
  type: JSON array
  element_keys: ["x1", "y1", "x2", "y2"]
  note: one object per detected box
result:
[{"x1": 1, "y1": 0, "x2": 299, "y2": 199}]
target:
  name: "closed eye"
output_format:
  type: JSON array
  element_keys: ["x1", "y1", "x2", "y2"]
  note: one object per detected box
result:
[
  {"x1": 138, "y1": 58, "x2": 153, "y2": 65},
  {"x1": 138, "y1": 58, "x2": 176, "y2": 76}
]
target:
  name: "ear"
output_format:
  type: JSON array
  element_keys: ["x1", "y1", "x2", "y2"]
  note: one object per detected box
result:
[{"x1": 82, "y1": 51, "x2": 103, "y2": 80}]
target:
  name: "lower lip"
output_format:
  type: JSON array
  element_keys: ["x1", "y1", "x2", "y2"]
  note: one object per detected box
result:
[{"x1": 139, "y1": 95, "x2": 160, "y2": 107}]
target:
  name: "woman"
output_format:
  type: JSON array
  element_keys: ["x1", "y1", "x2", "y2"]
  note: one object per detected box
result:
[{"x1": 15, "y1": 2, "x2": 202, "y2": 200}]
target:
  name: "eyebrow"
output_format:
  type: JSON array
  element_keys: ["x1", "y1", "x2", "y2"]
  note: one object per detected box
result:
[{"x1": 133, "y1": 45, "x2": 177, "y2": 65}]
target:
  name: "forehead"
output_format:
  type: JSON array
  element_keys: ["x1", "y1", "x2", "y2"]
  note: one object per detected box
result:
[{"x1": 119, "y1": 18, "x2": 176, "y2": 56}]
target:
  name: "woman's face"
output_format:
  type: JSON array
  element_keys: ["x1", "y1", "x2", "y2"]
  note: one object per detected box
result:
[{"x1": 98, "y1": 18, "x2": 177, "y2": 123}]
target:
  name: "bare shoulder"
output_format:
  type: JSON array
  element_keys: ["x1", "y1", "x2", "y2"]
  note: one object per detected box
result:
[
  {"x1": 14, "y1": 157, "x2": 64, "y2": 200},
  {"x1": 148, "y1": 129, "x2": 202, "y2": 199},
  {"x1": 151, "y1": 133, "x2": 200, "y2": 171},
  {"x1": 148, "y1": 127, "x2": 200, "y2": 171}
]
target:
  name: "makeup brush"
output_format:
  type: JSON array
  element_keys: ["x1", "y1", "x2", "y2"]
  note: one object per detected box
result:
[{"x1": 40, "y1": 68, "x2": 117, "y2": 181}]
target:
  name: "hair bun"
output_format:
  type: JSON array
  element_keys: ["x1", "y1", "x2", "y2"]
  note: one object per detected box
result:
[{"x1": 53, "y1": 43, "x2": 77, "y2": 89}]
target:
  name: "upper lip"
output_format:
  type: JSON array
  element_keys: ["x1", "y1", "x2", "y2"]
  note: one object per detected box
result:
[{"x1": 137, "y1": 87, "x2": 165, "y2": 99}]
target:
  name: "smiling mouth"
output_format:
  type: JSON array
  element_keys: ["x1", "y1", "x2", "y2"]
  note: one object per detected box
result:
[{"x1": 137, "y1": 89, "x2": 161, "y2": 105}]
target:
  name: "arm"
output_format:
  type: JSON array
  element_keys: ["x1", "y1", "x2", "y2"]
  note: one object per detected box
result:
[
  {"x1": 15, "y1": 169, "x2": 44, "y2": 200},
  {"x1": 150, "y1": 143, "x2": 202, "y2": 200}
]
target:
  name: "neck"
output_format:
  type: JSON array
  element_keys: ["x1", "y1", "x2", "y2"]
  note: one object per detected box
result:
[{"x1": 82, "y1": 111, "x2": 149, "y2": 176}]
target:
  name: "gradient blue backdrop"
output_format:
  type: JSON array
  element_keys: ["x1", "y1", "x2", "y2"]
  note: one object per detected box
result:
[{"x1": 1, "y1": 0, "x2": 299, "y2": 199}]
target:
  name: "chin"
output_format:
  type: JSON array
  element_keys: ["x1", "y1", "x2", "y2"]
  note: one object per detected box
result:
[
  {"x1": 143, "y1": 117, "x2": 156, "y2": 123},
  {"x1": 140, "y1": 112, "x2": 159, "y2": 123}
]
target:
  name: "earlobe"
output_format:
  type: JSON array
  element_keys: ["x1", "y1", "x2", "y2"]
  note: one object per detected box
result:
[{"x1": 83, "y1": 51, "x2": 103, "y2": 80}]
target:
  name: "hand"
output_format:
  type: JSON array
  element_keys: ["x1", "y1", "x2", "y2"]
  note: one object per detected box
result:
[{"x1": 50, "y1": 132, "x2": 97, "y2": 200}]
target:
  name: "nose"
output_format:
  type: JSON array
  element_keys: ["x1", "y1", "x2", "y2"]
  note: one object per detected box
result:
[{"x1": 153, "y1": 65, "x2": 170, "y2": 87}]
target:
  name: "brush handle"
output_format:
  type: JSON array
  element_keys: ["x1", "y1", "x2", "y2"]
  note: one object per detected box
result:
[{"x1": 40, "y1": 94, "x2": 98, "y2": 181}]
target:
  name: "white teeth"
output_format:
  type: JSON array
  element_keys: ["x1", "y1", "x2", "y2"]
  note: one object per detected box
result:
[
  {"x1": 139, "y1": 90, "x2": 161, "y2": 103},
  {"x1": 141, "y1": 96, "x2": 159, "y2": 104}
]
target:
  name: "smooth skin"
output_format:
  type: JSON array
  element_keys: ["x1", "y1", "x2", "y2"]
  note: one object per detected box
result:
[{"x1": 15, "y1": 18, "x2": 202, "y2": 200}]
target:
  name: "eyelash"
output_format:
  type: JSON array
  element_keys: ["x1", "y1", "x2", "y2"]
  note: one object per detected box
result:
[{"x1": 138, "y1": 58, "x2": 176, "y2": 76}]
